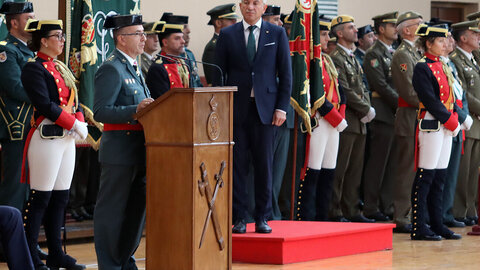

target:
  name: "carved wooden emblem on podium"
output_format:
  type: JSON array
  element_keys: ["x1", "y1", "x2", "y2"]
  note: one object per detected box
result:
[{"x1": 207, "y1": 95, "x2": 220, "y2": 141}]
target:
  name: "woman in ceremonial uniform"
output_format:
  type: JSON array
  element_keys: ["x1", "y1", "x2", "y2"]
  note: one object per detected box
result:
[
  {"x1": 20, "y1": 19, "x2": 87, "y2": 270},
  {"x1": 410, "y1": 24, "x2": 462, "y2": 241},
  {"x1": 296, "y1": 16, "x2": 347, "y2": 221}
]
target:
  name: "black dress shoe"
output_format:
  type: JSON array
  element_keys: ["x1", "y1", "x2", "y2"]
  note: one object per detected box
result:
[
  {"x1": 365, "y1": 212, "x2": 390, "y2": 222},
  {"x1": 78, "y1": 207, "x2": 93, "y2": 220},
  {"x1": 442, "y1": 232, "x2": 462, "y2": 240},
  {"x1": 467, "y1": 216, "x2": 478, "y2": 225},
  {"x1": 69, "y1": 209, "x2": 84, "y2": 222},
  {"x1": 255, "y1": 219, "x2": 272, "y2": 233},
  {"x1": 411, "y1": 233, "x2": 442, "y2": 241},
  {"x1": 35, "y1": 264, "x2": 49, "y2": 270},
  {"x1": 49, "y1": 264, "x2": 86, "y2": 270},
  {"x1": 444, "y1": 219, "x2": 466, "y2": 228},
  {"x1": 330, "y1": 216, "x2": 350, "y2": 222},
  {"x1": 37, "y1": 244, "x2": 48, "y2": 260},
  {"x1": 456, "y1": 217, "x2": 475, "y2": 226},
  {"x1": 350, "y1": 215, "x2": 375, "y2": 223},
  {"x1": 232, "y1": 219, "x2": 246, "y2": 234},
  {"x1": 393, "y1": 224, "x2": 412, "y2": 233}
]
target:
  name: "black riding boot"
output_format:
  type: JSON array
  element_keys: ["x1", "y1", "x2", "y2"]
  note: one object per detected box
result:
[
  {"x1": 411, "y1": 168, "x2": 441, "y2": 241},
  {"x1": 44, "y1": 190, "x2": 85, "y2": 270},
  {"x1": 315, "y1": 168, "x2": 335, "y2": 221},
  {"x1": 429, "y1": 169, "x2": 461, "y2": 239},
  {"x1": 24, "y1": 189, "x2": 51, "y2": 270},
  {"x1": 296, "y1": 168, "x2": 321, "y2": 221}
]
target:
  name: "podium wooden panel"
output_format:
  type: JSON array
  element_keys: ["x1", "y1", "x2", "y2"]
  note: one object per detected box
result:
[{"x1": 135, "y1": 87, "x2": 236, "y2": 270}]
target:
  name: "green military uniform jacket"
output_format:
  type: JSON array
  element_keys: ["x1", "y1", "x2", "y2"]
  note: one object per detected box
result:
[
  {"x1": 0, "y1": 34, "x2": 34, "y2": 140},
  {"x1": 450, "y1": 48, "x2": 480, "y2": 140},
  {"x1": 472, "y1": 49, "x2": 480, "y2": 64},
  {"x1": 391, "y1": 39, "x2": 421, "y2": 137},
  {"x1": 330, "y1": 45, "x2": 371, "y2": 134},
  {"x1": 202, "y1": 34, "x2": 218, "y2": 86},
  {"x1": 363, "y1": 40, "x2": 398, "y2": 124},
  {"x1": 93, "y1": 49, "x2": 150, "y2": 165},
  {"x1": 138, "y1": 52, "x2": 153, "y2": 79}
]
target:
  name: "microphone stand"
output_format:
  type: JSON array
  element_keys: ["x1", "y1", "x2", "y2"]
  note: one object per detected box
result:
[{"x1": 166, "y1": 53, "x2": 224, "y2": 87}]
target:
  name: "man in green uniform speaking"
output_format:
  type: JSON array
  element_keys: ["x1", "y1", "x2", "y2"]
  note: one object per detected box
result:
[
  {"x1": 93, "y1": 13, "x2": 153, "y2": 270},
  {"x1": 0, "y1": 1, "x2": 35, "y2": 211}
]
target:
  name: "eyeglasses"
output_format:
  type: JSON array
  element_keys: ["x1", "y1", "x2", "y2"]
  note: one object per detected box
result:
[
  {"x1": 119, "y1": 32, "x2": 147, "y2": 38},
  {"x1": 47, "y1": 33, "x2": 66, "y2": 41}
]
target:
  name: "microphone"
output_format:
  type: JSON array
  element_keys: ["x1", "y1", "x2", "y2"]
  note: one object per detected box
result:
[
  {"x1": 166, "y1": 53, "x2": 224, "y2": 87},
  {"x1": 156, "y1": 54, "x2": 194, "y2": 87}
]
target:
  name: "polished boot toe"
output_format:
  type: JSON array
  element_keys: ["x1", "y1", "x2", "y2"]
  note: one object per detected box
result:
[
  {"x1": 456, "y1": 217, "x2": 475, "y2": 226},
  {"x1": 350, "y1": 215, "x2": 375, "y2": 223},
  {"x1": 443, "y1": 232, "x2": 462, "y2": 240},
  {"x1": 444, "y1": 219, "x2": 465, "y2": 228},
  {"x1": 255, "y1": 219, "x2": 272, "y2": 233},
  {"x1": 69, "y1": 209, "x2": 84, "y2": 222},
  {"x1": 78, "y1": 207, "x2": 93, "y2": 220},
  {"x1": 35, "y1": 264, "x2": 49, "y2": 270},
  {"x1": 232, "y1": 219, "x2": 246, "y2": 234},
  {"x1": 49, "y1": 264, "x2": 86, "y2": 270},
  {"x1": 411, "y1": 233, "x2": 442, "y2": 241}
]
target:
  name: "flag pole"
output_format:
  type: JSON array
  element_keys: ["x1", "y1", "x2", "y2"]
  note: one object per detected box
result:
[{"x1": 290, "y1": 112, "x2": 299, "y2": 220}]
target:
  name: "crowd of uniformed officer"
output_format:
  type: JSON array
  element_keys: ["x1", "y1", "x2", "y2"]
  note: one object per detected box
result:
[{"x1": 3, "y1": 1, "x2": 480, "y2": 267}]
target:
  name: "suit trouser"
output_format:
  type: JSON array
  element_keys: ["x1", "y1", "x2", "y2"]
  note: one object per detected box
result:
[
  {"x1": 363, "y1": 121, "x2": 396, "y2": 216},
  {"x1": 271, "y1": 125, "x2": 290, "y2": 220},
  {"x1": 0, "y1": 206, "x2": 34, "y2": 270},
  {"x1": 329, "y1": 131, "x2": 366, "y2": 219},
  {"x1": 453, "y1": 137, "x2": 480, "y2": 219},
  {"x1": 392, "y1": 135, "x2": 416, "y2": 227},
  {"x1": 233, "y1": 100, "x2": 274, "y2": 221},
  {"x1": 94, "y1": 164, "x2": 146, "y2": 270},
  {"x1": 0, "y1": 137, "x2": 30, "y2": 210},
  {"x1": 443, "y1": 134, "x2": 463, "y2": 223}
]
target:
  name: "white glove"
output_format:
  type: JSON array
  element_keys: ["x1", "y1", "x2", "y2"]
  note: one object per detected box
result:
[
  {"x1": 72, "y1": 120, "x2": 88, "y2": 140},
  {"x1": 336, "y1": 119, "x2": 348, "y2": 132},
  {"x1": 461, "y1": 115, "x2": 473, "y2": 131},
  {"x1": 360, "y1": 107, "x2": 376, "y2": 123},
  {"x1": 69, "y1": 131, "x2": 82, "y2": 141},
  {"x1": 445, "y1": 123, "x2": 461, "y2": 137}
]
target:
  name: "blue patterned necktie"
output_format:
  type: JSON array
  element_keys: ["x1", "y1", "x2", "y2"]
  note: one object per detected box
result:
[{"x1": 247, "y1": 25, "x2": 257, "y2": 65}]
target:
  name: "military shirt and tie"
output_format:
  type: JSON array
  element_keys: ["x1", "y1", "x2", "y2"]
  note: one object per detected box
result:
[
  {"x1": 362, "y1": 39, "x2": 398, "y2": 218},
  {"x1": 450, "y1": 47, "x2": 480, "y2": 220},
  {"x1": 329, "y1": 44, "x2": 372, "y2": 220},
  {"x1": 0, "y1": 33, "x2": 34, "y2": 210},
  {"x1": 390, "y1": 38, "x2": 422, "y2": 229}
]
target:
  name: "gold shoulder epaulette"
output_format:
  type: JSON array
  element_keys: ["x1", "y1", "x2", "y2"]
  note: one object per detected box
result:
[
  {"x1": 28, "y1": 56, "x2": 37, "y2": 62},
  {"x1": 0, "y1": 41, "x2": 7, "y2": 46},
  {"x1": 155, "y1": 58, "x2": 163, "y2": 64},
  {"x1": 451, "y1": 52, "x2": 457, "y2": 57},
  {"x1": 106, "y1": 55, "x2": 115, "y2": 62},
  {"x1": 418, "y1": 57, "x2": 426, "y2": 63},
  {"x1": 332, "y1": 50, "x2": 339, "y2": 56}
]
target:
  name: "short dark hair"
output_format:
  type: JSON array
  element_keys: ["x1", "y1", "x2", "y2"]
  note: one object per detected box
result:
[
  {"x1": 415, "y1": 36, "x2": 437, "y2": 52},
  {"x1": 5, "y1": 14, "x2": 19, "y2": 31},
  {"x1": 158, "y1": 33, "x2": 172, "y2": 48},
  {"x1": 452, "y1": 29, "x2": 467, "y2": 42},
  {"x1": 374, "y1": 22, "x2": 386, "y2": 36},
  {"x1": 330, "y1": 24, "x2": 344, "y2": 40}
]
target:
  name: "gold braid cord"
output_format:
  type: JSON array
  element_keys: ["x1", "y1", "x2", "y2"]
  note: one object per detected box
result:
[
  {"x1": 177, "y1": 59, "x2": 190, "y2": 87},
  {"x1": 54, "y1": 59, "x2": 79, "y2": 111},
  {"x1": 441, "y1": 61, "x2": 456, "y2": 104}
]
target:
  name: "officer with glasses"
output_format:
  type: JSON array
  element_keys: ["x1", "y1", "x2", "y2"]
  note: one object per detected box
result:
[{"x1": 93, "y1": 13, "x2": 153, "y2": 270}]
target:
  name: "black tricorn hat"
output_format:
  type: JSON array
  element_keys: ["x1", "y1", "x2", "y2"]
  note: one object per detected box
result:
[
  {"x1": 263, "y1": 5, "x2": 281, "y2": 17},
  {"x1": 160, "y1": 12, "x2": 188, "y2": 25},
  {"x1": 0, "y1": 1, "x2": 33, "y2": 15},
  {"x1": 319, "y1": 14, "x2": 332, "y2": 31},
  {"x1": 103, "y1": 13, "x2": 143, "y2": 30},
  {"x1": 415, "y1": 23, "x2": 448, "y2": 37},
  {"x1": 24, "y1": 19, "x2": 62, "y2": 32}
]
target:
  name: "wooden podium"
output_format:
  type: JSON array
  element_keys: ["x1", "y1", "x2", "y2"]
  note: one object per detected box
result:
[{"x1": 135, "y1": 87, "x2": 236, "y2": 270}]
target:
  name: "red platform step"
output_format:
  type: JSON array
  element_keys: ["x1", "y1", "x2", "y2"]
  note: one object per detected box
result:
[{"x1": 232, "y1": 220, "x2": 395, "y2": 264}]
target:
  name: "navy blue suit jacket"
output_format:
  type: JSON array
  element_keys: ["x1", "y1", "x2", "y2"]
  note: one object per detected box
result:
[{"x1": 215, "y1": 21, "x2": 292, "y2": 125}]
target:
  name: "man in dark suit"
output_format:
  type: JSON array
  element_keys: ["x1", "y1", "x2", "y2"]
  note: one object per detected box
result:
[
  {"x1": 215, "y1": 0, "x2": 292, "y2": 233},
  {"x1": 93, "y1": 14, "x2": 153, "y2": 269}
]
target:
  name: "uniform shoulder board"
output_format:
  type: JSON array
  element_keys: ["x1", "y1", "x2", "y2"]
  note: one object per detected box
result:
[
  {"x1": 106, "y1": 54, "x2": 115, "y2": 62},
  {"x1": 451, "y1": 52, "x2": 457, "y2": 58},
  {"x1": 418, "y1": 57, "x2": 426, "y2": 63},
  {"x1": 155, "y1": 58, "x2": 163, "y2": 64},
  {"x1": 0, "y1": 41, "x2": 7, "y2": 46},
  {"x1": 332, "y1": 50, "x2": 339, "y2": 56},
  {"x1": 28, "y1": 56, "x2": 37, "y2": 62}
]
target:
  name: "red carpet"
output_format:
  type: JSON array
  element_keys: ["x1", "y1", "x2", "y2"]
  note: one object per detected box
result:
[{"x1": 232, "y1": 220, "x2": 395, "y2": 264}]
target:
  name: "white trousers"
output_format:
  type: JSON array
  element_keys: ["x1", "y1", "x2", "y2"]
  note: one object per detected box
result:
[
  {"x1": 418, "y1": 112, "x2": 453, "y2": 170},
  {"x1": 308, "y1": 115, "x2": 339, "y2": 170},
  {"x1": 28, "y1": 118, "x2": 76, "y2": 191}
]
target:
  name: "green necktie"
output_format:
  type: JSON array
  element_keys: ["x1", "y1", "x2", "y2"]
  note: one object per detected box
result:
[{"x1": 247, "y1": 25, "x2": 257, "y2": 65}]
